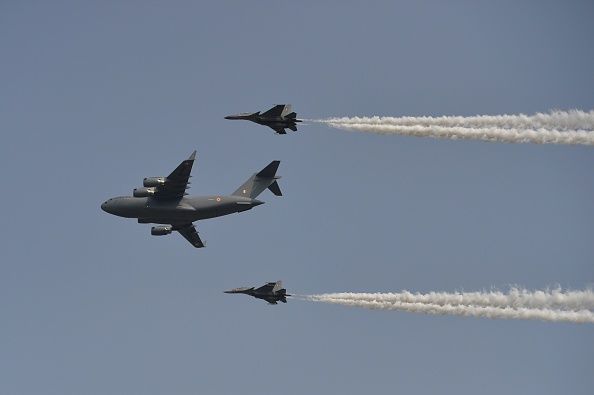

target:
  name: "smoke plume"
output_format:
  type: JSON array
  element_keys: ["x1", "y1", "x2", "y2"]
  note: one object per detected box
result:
[
  {"x1": 319, "y1": 110, "x2": 594, "y2": 145},
  {"x1": 303, "y1": 288, "x2": 594, "y2": 324}
]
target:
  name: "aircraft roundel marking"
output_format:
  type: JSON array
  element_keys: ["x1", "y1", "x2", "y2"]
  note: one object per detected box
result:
[
  {"x1": 243, "y1": 189, "x2": 247, "y2": 194},
  {"x1": 216, "y1": 197, "x2": 221, "y2": 202}
]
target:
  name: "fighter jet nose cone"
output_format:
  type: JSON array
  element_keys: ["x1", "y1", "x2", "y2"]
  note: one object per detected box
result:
[
  {"x1": 101, "y1": 201, "x2": 107, "y2": 212},
  {"x1": 225, "y1": 114, "x2": 248, "y2": 120}
]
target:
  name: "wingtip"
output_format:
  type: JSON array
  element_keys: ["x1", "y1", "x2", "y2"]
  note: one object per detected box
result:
[{"x1": 188, "y1": 150, "x2": 197, "y2": 160}]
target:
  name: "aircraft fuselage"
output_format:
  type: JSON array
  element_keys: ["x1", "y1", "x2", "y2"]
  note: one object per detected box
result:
[
  {"x1": 225, "y1": 113, "x2": 301, "y2": 131},
  {"x1": 101, "y1": 195, "x2": 263, "y2": 224}
]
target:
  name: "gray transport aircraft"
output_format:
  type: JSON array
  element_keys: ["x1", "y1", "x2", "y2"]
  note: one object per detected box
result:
[
  {"x1": 101, "y1": 151, "x2": 282, "y2": 248},
  {"x1": 225, "y1": 281, "x2": 290, "y2": 305},
  {"x1": 225, "y1": 104, "x2": 301, "y2": 134}
]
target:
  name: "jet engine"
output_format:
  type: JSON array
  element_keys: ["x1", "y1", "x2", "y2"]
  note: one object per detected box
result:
[
  {"x1": 133, "y1": 187, "x2": 156, "y2": 197},
  {"x1": 151, "y1": 226, "x2": 172, "y2": 236},
  {"x1": 143, "y1": 177, "x2": 166, "y2": 187}
]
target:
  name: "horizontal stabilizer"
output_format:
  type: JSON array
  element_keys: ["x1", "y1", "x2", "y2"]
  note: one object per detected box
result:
[{"x1": 267, "y1": 181, "x2": 282, "y2": 196}]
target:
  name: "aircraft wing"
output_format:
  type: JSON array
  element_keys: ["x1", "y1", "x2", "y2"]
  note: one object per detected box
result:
[
  {"x1": 263, "y1": 296, "x2": 278, "y2": 305},
  {"x1": 176, "y1": 223, "x2": 205, "y2": 248},
  {"x1": 255, "y1": 282, "x2": 275, "y2": 293},
  {"x1": 154, "y1": 151, "x2": 196, "y2": 200},
  {"x1": 261, "y1": 104, "x2": 285, "y2": 118},
  {"x1": 268, "y1": 125, "x2": 287, "y2": 135}
]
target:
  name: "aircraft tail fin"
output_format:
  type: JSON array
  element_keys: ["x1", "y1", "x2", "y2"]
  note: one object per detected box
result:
[
  {"x1": 285, "y1": 112, "x2": 297, "y2": 119},
  {"x1": 256, "y1": 161, "x2": 280, "y2": 178},
  {"x1": 232, "y1": 161, "x2": 282, "y2": 198}
]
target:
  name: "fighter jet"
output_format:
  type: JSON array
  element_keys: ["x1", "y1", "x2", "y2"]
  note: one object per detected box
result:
[
  {"x1": 225, "y1": 104, "x2": 302, "y2": 135},
  {"x1": 101, "y1": 151, "x2": 282, "y2": 248},
  {"x1": 225, "y1": 281, "x2": 290, "y2": 305}
]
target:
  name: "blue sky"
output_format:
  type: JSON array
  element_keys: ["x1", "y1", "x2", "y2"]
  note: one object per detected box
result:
[{"x1": 1, "y1": 1, "x2": 593, "y2": 394}]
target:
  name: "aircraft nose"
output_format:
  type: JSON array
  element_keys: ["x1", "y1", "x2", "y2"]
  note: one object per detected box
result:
[{"x1": 101, "y1": 200, "x2": 114, "y2": 214}]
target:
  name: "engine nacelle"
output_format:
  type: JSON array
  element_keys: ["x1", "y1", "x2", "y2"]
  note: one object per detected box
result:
[
  {"x1": 133, "y1": 187, "x2": 156, "y2": 197},
  {"x1": 151, "y1": 226, "x2": 172, "y2": 236},
  {"x1": 143, "y1": 177, "x2": 166, "y2": 187}
]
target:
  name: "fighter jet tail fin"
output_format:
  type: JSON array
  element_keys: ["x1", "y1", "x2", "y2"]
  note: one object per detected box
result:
[
  {"x1": 285, "y1": 112, "x2": 297, "y2": 119},
  {"x1": 232, "y1": 161, "x2": 282, "y2": 198},
  {"x1": 256, "y1": 161, "x2": 280, "y2": 178}
]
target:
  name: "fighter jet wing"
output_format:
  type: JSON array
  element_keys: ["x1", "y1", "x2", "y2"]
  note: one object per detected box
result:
[
  {"x1": 261, "y1": 105, "x2": 285, "y2": 118},
  {"x1": 268, "y1": 125, "x2": 287, "y2": 135},
  {"x1": 176, "y1": 223, "x2": 205, "y2": 248},
  {"x1": 255, "y1": 282, "x2": 276, "y2": 293},
  {"x1": 154, "y1": 151, "x2": 196, "y2": 200}
]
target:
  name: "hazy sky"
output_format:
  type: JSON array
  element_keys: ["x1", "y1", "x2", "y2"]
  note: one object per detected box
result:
[{"x1": 1, "y1": 1, "x2": 593, "y2": 394}]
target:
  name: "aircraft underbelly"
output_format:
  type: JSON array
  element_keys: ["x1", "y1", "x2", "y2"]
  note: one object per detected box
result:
[
  {"x1": 139, "y1": 204, "x2": 240, "y2": 222},
  {"x1": 139, "y1": 206, "x2": 196, "y2": 222},
  {"x1": 195, "y1": 205, "x2": 242, "y2": 220}
]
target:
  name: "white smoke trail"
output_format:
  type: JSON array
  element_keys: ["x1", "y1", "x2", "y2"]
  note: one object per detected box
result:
[
  {"x1": 311, "y1": 297, "x2": 594, "y2": 324},
  {"x1": 319, "y1": 110, "x2": 594, "y2": 145},
  {"x1": 317, "y1": 289, "x2": 594, "y2": 310},
  {"x1": 304, "y1": 289, "x2": 594, "y2": 324},
  {"x1": 326, "y1": 110, "x2": 594, "y2": 130},
  {"x1": 326, "y1": 124, "x2": 594, "y2": 145}
]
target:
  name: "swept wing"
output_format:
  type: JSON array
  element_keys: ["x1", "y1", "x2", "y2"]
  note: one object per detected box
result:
[
  {"x1": 260, "y1": 105, "x2": 286, "y2": 118},
  {"x1": 175, "y1": 223, "x2": 205, "y2": 248},
  {"x1": 255, "y1": 282, "x2": 276, "y2": 293},
  {"x1": 268, "y1": 125, "x2": 287, "y2": 134},
  {"x1": 153, "y1": 151, "x2": 196, "y2": 200}
]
